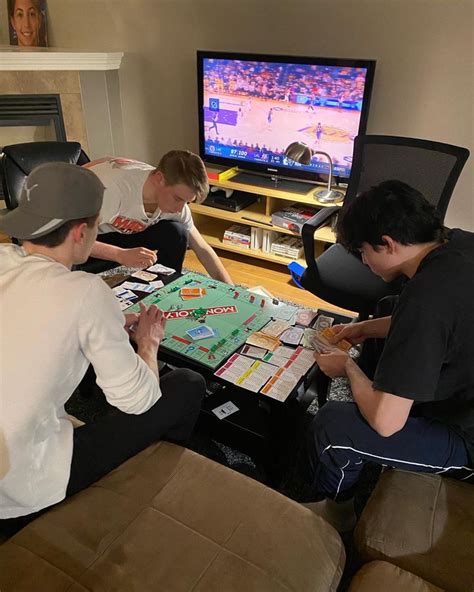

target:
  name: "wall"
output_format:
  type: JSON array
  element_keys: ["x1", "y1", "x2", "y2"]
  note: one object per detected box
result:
[{"x1": 2, "y1": 0, "x2": 472, "y2": 229}]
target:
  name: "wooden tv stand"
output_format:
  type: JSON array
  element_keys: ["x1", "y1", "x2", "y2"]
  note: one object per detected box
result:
[{"x1": 189, "y1": 170, "x2": 343, "y2": 267}]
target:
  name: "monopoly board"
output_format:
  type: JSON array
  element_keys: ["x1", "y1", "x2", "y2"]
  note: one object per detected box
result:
[{"x1": 126, "y1": 273, "x2": 271, "y2": 369}]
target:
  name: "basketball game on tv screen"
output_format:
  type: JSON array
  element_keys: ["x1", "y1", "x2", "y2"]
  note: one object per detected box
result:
[{"x1": 201, "y1": 57, "x2": 372, "y2": 180}]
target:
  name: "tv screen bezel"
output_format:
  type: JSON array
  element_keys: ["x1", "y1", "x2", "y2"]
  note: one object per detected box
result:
[{"x1": 197, "y1": 50, "x2": 376, "y2": 186}]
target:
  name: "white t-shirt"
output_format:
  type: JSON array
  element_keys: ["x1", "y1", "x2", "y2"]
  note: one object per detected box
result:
[
  {"x1": 0, "y1": 244, "x2": 161, "y2": 518},
  {"x1": 86, "y1": 158, "x2": 194, "y2": 235}
]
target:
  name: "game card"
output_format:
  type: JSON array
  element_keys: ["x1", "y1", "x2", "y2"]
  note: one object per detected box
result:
[
  {"x1": 186, "y1": 325, "x2": 215, "y2": 340},
  {"x1": 180, "y1": 287, "x2": 206, "y2": 300},
  {"x1": 146, "y1": 263, "x2": 176, "y2": 275},
  {"x1": 118, "y1": 299, "x2": 134, "y2": 311},
  {"x1": 121, "y1": 281, "x2": 155, "y2": 293},
  {"x1": 112, "y1": 286, "x2": 138, "y2": 301},
  {"x1": 132, "y1": 270, "x2": 158, "y2": 281},
  {"x1": 149, "y1": 280, "x2": 164, "y2": 290},
  {"x1": 212, "y1": 401, "x2": 239, "y2": 420}
]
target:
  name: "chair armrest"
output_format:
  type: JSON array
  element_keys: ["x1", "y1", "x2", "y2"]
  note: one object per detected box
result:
[{"x1": 302, "y1": 206, "x2": 341, "y2": 264}]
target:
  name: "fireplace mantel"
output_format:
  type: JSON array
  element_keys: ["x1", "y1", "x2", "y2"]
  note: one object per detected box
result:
[{"x1": 0, "y1": 46, "x2": 123, "y2": 71}]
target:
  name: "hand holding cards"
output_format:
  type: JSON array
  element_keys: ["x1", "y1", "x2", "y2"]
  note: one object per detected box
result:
[{"x1": 310, "y1": 326, "x2": 352, "y2": 353}]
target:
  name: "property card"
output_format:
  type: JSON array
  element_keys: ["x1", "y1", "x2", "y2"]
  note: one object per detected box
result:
[
  {"x1": 215, "y1": 353, "x2": 254, "y2": 382},
  {"x1": 118, "y1": 299, "x2": 134, "y2": 311},
  {"x1": 131, "y1": 270, "x2": 158, "y2": 281},
  {"x1": 146, "y1": 263, "x2": 176, "y2": 275},
  {"x1": 235, "y1": 359, "x2": 276, "y2": 392},
  {"x1": 112, "y1": 286, "x2": 138, "y2": 301},
  {"x1": 121, "y1": 281, "x2": 155, "y2": 293},
  {"x1": 261, "y1": 368, "x2": 299, "y2": 402},
  {"x1": 150, "y1": 280, "x2": 164, "y2": 290},
  {"x1": 212, "y1": 401, "x2": 239, "y2": 420}
]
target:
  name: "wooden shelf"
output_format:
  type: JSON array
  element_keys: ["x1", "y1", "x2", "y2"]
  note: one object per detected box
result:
[
  {"x1": 191, "y1": 202, "x2": 335, "y2": 243},
  {"x1": 193, "y1": 168, "x2": 342, "y2": 268},
  {"x1": 195, "y1": 218, "x2": 325, "y2": 266},
  {"x1": 209, "y1": 173, "x2": 342, "y2": 208}
]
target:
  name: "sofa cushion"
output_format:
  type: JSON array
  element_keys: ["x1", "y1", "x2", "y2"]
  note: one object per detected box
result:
[
  {"x1": 354, "y1": 470, "x2": 474, "y2": 592},
  {"x1": 349, "y1": 561, "x2": 444, "y2": 591},
  {"x1": 0, "y1": 442, "x2": 345, "y2": 592}
]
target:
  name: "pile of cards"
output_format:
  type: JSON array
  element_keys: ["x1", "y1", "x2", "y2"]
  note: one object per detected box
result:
[
  {"x1": 186, "y1": 325, "x2": 216, "y2": 341},
  {"x1": 180, "y1": 287, "x2": 206, "y2": 300}
]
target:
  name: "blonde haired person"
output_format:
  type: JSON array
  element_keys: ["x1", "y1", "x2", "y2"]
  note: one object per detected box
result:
[{"x1": 84, "y1": 150, "x2": 232, "y2": 284}]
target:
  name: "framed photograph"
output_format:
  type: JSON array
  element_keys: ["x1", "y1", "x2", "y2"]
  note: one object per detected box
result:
[{"x1": 7, "y1": 0, "x2": 48, "y2": 47}]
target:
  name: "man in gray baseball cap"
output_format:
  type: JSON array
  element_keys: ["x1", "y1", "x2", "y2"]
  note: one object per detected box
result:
[
  {"x1": 0, "y1": 162, "x2": 205, "y2": 534},
  {"x1": 0, "y1": 162, "x2": 105, "y2": 241}
]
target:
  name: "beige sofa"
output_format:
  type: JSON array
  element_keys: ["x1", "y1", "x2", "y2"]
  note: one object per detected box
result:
[
  {"x1": 0, "y1": 441, "x2": 345, "y2": 592},
  {"x1": 353, "y1": 470, "x2": 474, "y2": 592}
]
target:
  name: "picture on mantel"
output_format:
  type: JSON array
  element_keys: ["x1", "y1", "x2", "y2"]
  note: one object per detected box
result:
[{"x1": 7, "y1": 0, "x2": 48, "y2": 47}]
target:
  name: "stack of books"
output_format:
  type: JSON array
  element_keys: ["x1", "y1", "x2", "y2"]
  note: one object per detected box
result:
[
  {"x1": 250, "y1": 227, "x2": 264, "y2": 250},
  {"x1": 223, "y1": 224, "x2": 251, "y2": 249},
  {"x1": 271, "y1": 205, "x2": 319, "y2": 234},
  {"x1": 270, "y1": 235, "x2": 304, "y2": 259},
  {"x1": 262, "y1": 230, "x2": 279, "y2": 253}
]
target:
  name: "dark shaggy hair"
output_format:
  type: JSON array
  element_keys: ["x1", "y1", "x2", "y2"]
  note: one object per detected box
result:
[{"x1": 336, "y1": 180, "x2": 446, "y2": 252}]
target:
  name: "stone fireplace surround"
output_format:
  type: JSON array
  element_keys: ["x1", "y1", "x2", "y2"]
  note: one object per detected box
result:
[{"x1": 0, "y1": 47, "x2": 124, "y2": 160}]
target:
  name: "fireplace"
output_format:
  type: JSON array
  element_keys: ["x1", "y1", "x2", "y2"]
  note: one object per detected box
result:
[{"x1": 0, "y1": 94, "x2": 67, "y2": 149}]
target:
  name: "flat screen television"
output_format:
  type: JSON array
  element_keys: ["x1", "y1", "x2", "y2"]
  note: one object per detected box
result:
[{"x1": 197, "y1": 50, "x2": 376, "y2": 192}]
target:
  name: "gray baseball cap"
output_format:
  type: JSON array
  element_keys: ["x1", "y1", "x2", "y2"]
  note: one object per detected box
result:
[{"x1": 0, "y1": 162, "x2": 105, "y2": 240}]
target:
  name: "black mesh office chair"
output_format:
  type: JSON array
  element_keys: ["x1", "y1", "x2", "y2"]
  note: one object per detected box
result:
[
  {"x1": 0, "y1": 141, "x2": 117, "y2": 273},
  {"x1": 299, "y1": 135, "x2": 470, "y2": 319}
]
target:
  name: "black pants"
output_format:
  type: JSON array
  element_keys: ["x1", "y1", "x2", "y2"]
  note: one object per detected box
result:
[
  {"x1": 1, "y1": 368, "x2": 205, "y2": 536},
  {"x1": 90, "y1": 219, "x2": 189, "y2": 273},
  {"x1": 307, "y1": 296, "x2": 473, "y2": 500},
  {"x1": 307, "y1": 401, "x2": 472, "y2": 501}
]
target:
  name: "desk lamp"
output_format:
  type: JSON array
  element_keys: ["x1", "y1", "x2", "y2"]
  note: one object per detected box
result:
[{"x1": 284, "y1": 141, "x2": 344, "y2": 203}]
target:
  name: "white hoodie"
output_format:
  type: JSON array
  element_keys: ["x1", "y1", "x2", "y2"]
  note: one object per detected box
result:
[{"x1": 0, "y1": 244, "x2": 161, "y2": 518}]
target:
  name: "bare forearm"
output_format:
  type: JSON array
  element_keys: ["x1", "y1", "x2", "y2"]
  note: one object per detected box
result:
[
  {"x1": 195, "y1": 247, "x2": 233, "y2": 284},
  {"x1": 345, "y1": 357, "x2": 378, "y2": 424},
  {"x1": 360, "y1": 316, "x2": 392, "y2": 339},
  {"x1": 90, "y1": 240, "x2": 124, "y2": 263},
  {"x1": 137, "y1": 342, "x2": 159, "y2": 380}
]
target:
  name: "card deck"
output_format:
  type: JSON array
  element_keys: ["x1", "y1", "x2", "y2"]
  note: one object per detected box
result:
[{"x1": 186, "y1": 325, "x2": 215, "y2": 340}]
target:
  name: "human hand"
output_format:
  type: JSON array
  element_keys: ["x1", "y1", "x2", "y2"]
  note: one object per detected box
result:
[
  {"x1": 330, "y1": 322, "x2": 367, "y2": 346},
  {"x1": 132, "y1": 303, "x2": 167, "y2": 348},
  {"x1": 123, "y1": 312, "x2": 140, "y2": 336},
  {"x1": 314, "y1": 350, "x2": 350, "y2": 378},
  {"x1": 118, "y1": 247, "x2": 157, "y2": 269}
]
